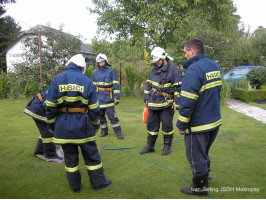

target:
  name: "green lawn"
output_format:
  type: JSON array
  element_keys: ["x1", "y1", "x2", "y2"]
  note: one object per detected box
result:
[
  {"x1": 248, "y1": 102, "x2": 266, "y2": 110},
  {"x1": 0, "y1": 97, "x2": 265, "y2": 199}
]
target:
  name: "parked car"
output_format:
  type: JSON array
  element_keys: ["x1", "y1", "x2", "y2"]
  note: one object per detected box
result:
[{"x1": 223, "y1": 66, "x2": 262, "y2": 81}]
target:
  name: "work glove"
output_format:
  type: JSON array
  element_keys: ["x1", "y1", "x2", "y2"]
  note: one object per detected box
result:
[{"x1": 114, "y1": 99, "x2": 120, "y2": 105}]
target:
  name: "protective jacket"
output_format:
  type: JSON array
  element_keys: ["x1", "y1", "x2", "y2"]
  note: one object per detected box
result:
[
  {"x1": 176, "y1": 53, "x2": 222, "y2": 134},
  {"x1": 46, "y1": 63, "x2": 100, "y2": 144},
  {"x1": 144, "y1": 62, "x2": 182, "y2": 110},
  {"x1": 24, "y1": 91, "x2": 48, "y2": 122},
  {"x1": 92, "y1": 64, "x2": 120, "y2": 108}
]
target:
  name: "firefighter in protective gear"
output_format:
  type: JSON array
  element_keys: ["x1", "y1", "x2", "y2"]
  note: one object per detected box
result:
[
  {"x1": 24, "y1": 91, "x2": 64, "y2": 163},
  {"x1": 141, "y1": 47, "x2": 182, "y2": 155},
  {"x1": 176, "y1": 38, "x2": 222, "y2": 196},
  {"x1": 92, "y1": 53, "x2": 124, "y2": 139},
  {"x1": 46, "y1": 54, "x2": 112, "y2": 192}
]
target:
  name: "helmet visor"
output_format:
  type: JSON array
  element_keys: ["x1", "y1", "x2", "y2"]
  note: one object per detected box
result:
[
  {"x1": 96, "y1": 56, "x2": 106, "y2": 63},
  {"x1": 150, "y1": 55, "x2": 160, "y2": 63}
]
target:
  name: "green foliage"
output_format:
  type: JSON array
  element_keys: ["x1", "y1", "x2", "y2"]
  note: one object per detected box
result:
[
  {"x1": 220, "y1": 76, "x2": 230, "y2": 104},
  {"x1": 90, "y1": 38, "x2": 145, "y2": 66},
  {"x1": 11, "y1": 26, "x2": 81, "y2": 97},
  {"x1": 84, "y1": 65, "x2": 94, "y2": 79},
  {"x1": 90, "y1": 0, "x2": 239, "y2": 48},
  {"x1": 232, "y1": 87, "x2": 266, "y2": 102},
  {"x1": 226, "y1": 27, "x2": 266, "y2": 67},
  {"x1": 0, "y1": 70, "x2": 7, "y2": 98},
  {"x1": 247, "y1": 67, "x2": 266, "y2": 89},
  {"x1": 0, "y1": 16, "x2": 22, "y2": 70}
]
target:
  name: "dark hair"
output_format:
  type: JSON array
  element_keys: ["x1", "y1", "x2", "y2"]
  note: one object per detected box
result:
[{"x1": 184, "y1": 38, "x2": 204, "y2": 54}]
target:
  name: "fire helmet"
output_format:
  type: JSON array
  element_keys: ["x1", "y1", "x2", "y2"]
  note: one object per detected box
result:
[
  {"x1": 66, "y1": 54, "x2": 86, "y2": 74},
  {"x1": 96, "y1": 53, "x2": 111, "y2": 66},
  {"x1": 150, "y1": 47, "x2": 173, "y2": 63}
]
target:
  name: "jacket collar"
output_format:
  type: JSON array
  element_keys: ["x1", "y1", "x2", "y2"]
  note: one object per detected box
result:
[
  {"x1": 154, "y1": 61, "x2": 170, "y2": 72},
  {"x1": 182, "y1": 53, "x2": 206, "y2": 69},
  {"x1": 65, "y1": 63, "x2": 82, "y2": 73},
  {"x1": 99, "y1": 64, "x2": 108, "y2": 70}
]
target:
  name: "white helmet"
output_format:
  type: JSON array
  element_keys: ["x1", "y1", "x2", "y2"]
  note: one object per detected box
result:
[
  {"x1": 96, "y1": 53, "x2": 111, "y2": 66},
  {"x1": 66, "y1": 54, "x2": 86, "y2": 74},
  {"x1": 150, "y1": 47, "x2": 173, "y2": 63},
  {"x1": 96, "y1": 53, "x2": 108, "y2": 63}
]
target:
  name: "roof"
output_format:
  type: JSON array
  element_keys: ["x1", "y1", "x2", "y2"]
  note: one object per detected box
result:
[{"x1": 2, "y1": 24, "x2": 94, "y2": 55}]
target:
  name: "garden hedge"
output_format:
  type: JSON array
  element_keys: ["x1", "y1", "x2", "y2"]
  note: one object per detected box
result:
[{"x1": 232, "y1": 87, "x2": 266, "y2": 102}]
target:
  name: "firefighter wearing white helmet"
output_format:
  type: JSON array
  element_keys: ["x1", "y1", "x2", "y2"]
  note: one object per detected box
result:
[
  {"x1": 92, "y1": 53, "x2": 124, "y2": 139},
  {"x1": 141, "y1": 47, "x2": 182, "y2": 155},
  {"x1": 46, "y1": 54, "x2": 112, "y2": 192},
  {"x1": 65, "y1": 54, "x2": 87, "y2": 74}
]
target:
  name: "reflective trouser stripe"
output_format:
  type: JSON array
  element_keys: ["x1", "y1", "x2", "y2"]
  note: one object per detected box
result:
[
  {"x1": 86, "y1": 162, "x2": 103, "y2": 171},
  {"x1": 65, "y1": 165, "x2": 79, "y2": 173},
  {"x1": 162, "y1": 130, "x2": 174, "y2": 135},
  {"x1": 148, "y1": 131, "x2": 159, "y2": 136}
]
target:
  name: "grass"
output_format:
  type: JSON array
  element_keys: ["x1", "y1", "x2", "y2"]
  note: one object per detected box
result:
[
  {"x1": 0, "y1": 97, "x2": 265, "y2": 199},
  {"x1": 248, "y1": 102, "x2": 266, "y2": 110}
]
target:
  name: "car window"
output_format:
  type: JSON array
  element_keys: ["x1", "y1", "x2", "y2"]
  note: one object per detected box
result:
[{"x1": 233, "y1": 68, "x2": 246, "y2": 75}]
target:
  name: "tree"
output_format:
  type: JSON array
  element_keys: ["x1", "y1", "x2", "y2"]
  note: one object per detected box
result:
[
  {"x1": 90, "y1": 0, "x2": 239, "y2": 48},
  {"x1": 0, "y1": 0, "x2": 16, "y2": 17},
  {"x1": 0, "y1": 0, "x2": 21, "y2": 71},
  {"x1": 9, "y1": 26, "x2": 81, "y2": 97},
  {"x1": 225, "y1": 27, "x2": 266, "y2": 67},
  {"x1": 0, "y1": 16, "x2": 21, "y2": 71}
]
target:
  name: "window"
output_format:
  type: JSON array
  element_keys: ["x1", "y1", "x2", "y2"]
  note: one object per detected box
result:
[{"x1": 233, "y1": 68, "x2": 246, "y2": 75}]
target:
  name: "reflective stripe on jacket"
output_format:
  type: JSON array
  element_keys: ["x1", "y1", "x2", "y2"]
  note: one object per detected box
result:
[
  {"x1": 92, "y1": 64, "x2": 120, "y2": 108},
  {"x1": 176, "y1": 53, "x2": 222, "y2": 134},
  {"x1": 46, "y1": 63, "x2": 100, "y2": 144},
  {"x1": 24, "y1": 91, "x2": 48, "y2": 122},
  {"x1": 143, "y1": 62, "x2": 182, "y2": 110}
]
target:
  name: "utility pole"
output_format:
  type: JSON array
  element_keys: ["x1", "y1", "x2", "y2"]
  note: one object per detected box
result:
[{"x1": 38, "y1": 30, "x2": 43, "y2": 91}]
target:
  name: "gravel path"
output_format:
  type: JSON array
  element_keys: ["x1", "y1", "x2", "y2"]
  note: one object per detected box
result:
[{"x1": 226, "y1": 99, "x2": 266, "y2": 124}]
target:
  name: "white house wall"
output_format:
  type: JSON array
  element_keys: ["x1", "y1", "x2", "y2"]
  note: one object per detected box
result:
[
  {"x1": 6, "y1": 38, "x2": 25, "y2": 73},
  {"x1": 6, "y1": 36, "x2": 45, "y2": 73}
]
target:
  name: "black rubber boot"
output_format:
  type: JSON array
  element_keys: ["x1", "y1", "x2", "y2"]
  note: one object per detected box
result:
[
  {"x1": 34, "y1": 138, "x2": 44, "y2": 156},
  {"x1": 181, "y1": 175, "x2": 208, "y2": 196},
  {"x1": 43, "y1": 142, "x2": 56, "y2": 157},
  {"x1": 93, "y1": 180, "x2": 112, "y2": 190},
  {"x1": 113, "y1": 125, "x2": 124, "y2": 139},
  {"x1": 162, "y1": 134, "x2": 173, "y2": 155},
  {"x1": 66, "y1": 171, "x2": 81, "y2": 192},
  {"x1": 88, "y1": 167, "x2": 112, "y2": 190},
  {"x1": 140, "y1": 134, "x2": 158, "y2": 154},
  {"x1": 100, "y1": 126, "x2": 108, "y2": 137}
]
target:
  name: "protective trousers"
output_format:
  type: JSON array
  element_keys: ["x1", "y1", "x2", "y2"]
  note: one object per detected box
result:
[
  {"x1": 33, "y1": 119, "x2": 56, "y2": 157},
  {"x1": 147, "y1": 107, "x2": 174, "y2": 134},
  {"x1": 143, "y1": 107, "x2": 174, "y2": 154},
  {"x1": 99, "y1": 106, "x2": 123, "y2": 138},
  {"x1": 184, "y1": 128, "x2": 219, "y2": 177},
  {"x1": 62, "y1": 142, "x2": 107, "y2": 191}
]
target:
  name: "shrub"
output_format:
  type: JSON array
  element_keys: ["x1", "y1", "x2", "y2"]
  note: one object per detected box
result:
[
  {"x1": 246, "y1": 67, "x2": 266, "y2": 89},
  {"x1": 0, "y1": 70, "x2": 7, "y2": 99},
  {"x1": 232, "y1": 87, "x2": 266, "y2": 102}
]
